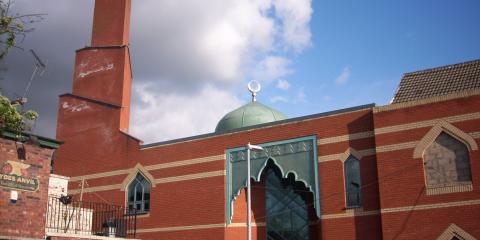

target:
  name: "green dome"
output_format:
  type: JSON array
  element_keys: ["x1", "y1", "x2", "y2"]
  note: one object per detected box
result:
[{"x1": 215, "y1": 101, "x2": 287, "y2": 133}]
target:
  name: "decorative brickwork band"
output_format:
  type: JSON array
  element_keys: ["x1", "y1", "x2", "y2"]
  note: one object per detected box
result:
[
  {"x1": 320, "y1": 208, "x2": 380, "y2": 220},
  {"x1": 70, "y1": 154, "x2": 224, "y2": 181},
  {"x1": 317, "y1": 131, "x2": 374, "y2": 145},
  {"x1": 426, "y1": 183, "x2": 473, "y2": 196},
  {"x1": 120, "y1": 163, "x2": 156, "y2": 190},
  {"x1": 318, "y1": 148, "x2": 375, "y2": 163},
  {"x1": 436, "y1": 223, "x2": 477, "y2": 240},
  {"x1": 339, "y1": 148, "x2": 365, "y2": 163},
  {"x1": 375, "y1": 112, "x2": 480, "y2": 135}
]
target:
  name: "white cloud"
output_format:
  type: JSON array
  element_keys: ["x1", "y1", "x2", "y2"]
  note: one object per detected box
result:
[
  {"x1": 130, "y1": 83, "x2": 243, "y2": 143},
  {"x1": 276, "y1": 79, "x2": 290, "y2": 90},
  {"x1": 322, "y1": 95, "x2": 331, "y2": 101},
  {"x1": 253, "y1": 56, "x2": 293, "y2": 83},
  {"x1": 335, "y1": 66, "x2": 351, "y2": 85},
  {"x1": 6, "y1": 0, "x2": 312, "y2": 142},
  {"x1": 294, "y1": 88, "x2": 307, "y2": 103},
  {"x1": 127, "y1": 0, "x2": 313, "y2": 142},
  {"x1": 273, "y1": 0, "x2": 313, "y2": 52},
  {"x1": 270, "y1": 95, "x2": 289, "y2": 103}
]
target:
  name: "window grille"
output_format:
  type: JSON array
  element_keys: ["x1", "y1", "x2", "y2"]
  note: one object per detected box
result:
[{"x1": 265, "y1": 165, "x2": 309, "y2": 240}]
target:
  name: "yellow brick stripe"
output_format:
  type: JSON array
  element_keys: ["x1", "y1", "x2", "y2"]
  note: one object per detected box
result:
[
  {"x1": 136, "y1": 222, "x2": 269, "y2": 234},
  {"x1": 70, "y1": 170, "x2": 226, "y2": 194},
  {"x1": 374, "y1": 112, "x2": 480, "y2": 135},
  {"x1": 136, "y1": 223, "x2": 226, "y2": 233},
  {"x1": 70, "y1": 169, "x2": 130, "y2": 182},
  {"x1": 374, "y1": 131, "x2": 480, "y2": 155},
  {"x1": 132, "y1": 199, "x2": 480, "y2": 232},
  {"x1": 321, "y1": 209, "x2": 380, "y2": 219},
  {"x1": 317, "y1": 131, "x2": 374, "y2": 145},
  {"x1": 380, "y1": 199, "x2": 480, "y2": 214},
  {"x1": 145, "y1": 155, "x2": 224, "y2": 171},
  {"x1": 154, "y1": 170, "x2": 225, "y2": 184},
  {"x1": 321, "y1": 199, "x2": 480, "y2": 220},
  {"x1": 70, "y1": 154, "x2": 224, "y2": 181},
  {"x1": 375, "y1": 141, "x2": 418, "y2": 153},
  {"x1": 470, "y1": 131, "x2": 480, "y2": 139},
  {"x1": 318, "y1": 148, "x2": 375, "y2": 162}
]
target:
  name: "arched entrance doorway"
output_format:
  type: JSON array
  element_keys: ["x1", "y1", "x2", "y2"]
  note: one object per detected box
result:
[{"x1": 264, "y1": 163, "x2": 310, "y2": 240}]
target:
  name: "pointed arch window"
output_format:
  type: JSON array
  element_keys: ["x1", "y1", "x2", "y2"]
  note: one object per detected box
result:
[
  {"x1": 127, "y1": 173, "x2": 151, "y2": 213},
  {"x1": 344, "y1": 155, "x2": 361, "y2": 208},
  {"x1": 423, "y1": 132, "x2": 472, "y2": 188}
]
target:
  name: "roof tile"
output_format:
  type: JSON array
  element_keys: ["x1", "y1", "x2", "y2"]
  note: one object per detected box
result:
[{"x1": 392, "y1": 59, "x2": 480, "y2": 103}]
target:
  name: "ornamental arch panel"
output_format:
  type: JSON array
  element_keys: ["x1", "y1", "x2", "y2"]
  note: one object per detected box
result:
[{"x1": 225, "y1": 136, "x2": 320, "y2": 224}]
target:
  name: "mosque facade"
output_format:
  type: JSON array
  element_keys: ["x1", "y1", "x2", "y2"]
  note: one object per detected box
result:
[{"x1": 53, "y1": 0, "x2": 480, "y2": 239}]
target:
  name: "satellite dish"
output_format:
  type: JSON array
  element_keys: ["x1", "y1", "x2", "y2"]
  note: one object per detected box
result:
[{"x1": 247, "y1": 80, "x2": 261, "y2": 102}]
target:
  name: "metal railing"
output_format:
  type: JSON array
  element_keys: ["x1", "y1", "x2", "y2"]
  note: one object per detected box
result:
[{"x1": 46, "y1": 196, "x2": 137, "y2": 238}]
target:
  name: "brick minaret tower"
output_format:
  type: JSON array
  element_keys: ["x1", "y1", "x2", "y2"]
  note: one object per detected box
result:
[{"x1": 55, "y1": 0, "x2": 139, "y2": 186}]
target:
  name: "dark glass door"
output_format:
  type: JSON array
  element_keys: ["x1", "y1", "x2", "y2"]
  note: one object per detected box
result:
[{"x1": 265, "y1": 166, "x2": 309, "y2": 240}]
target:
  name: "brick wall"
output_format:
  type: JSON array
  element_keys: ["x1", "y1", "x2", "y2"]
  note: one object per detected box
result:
[
  {"x1": 58, "y1": 106, "x2": 383, "y2": 240},
  {"x1": 373, "y1": 94, "x2": 480, "y2": 239},
  {"x1": 0, "y1": 137, "x2": 55, "y2": 239}
]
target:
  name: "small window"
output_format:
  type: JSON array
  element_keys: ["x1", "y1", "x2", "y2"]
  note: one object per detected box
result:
[
  {"x1": 127, "y1": 173, "x2": 151, "y2": 214},
  {"x1": 424, "y1": 132, "x2": 472, "y2": 188},
  {"x1": 344, "y1": 155, "x2": 361, "y2": 208}
]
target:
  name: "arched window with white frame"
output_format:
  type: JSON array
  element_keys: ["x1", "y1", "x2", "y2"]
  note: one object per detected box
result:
[{"x1": 127, "y1": 172, "x2": 151, "y2": 214}]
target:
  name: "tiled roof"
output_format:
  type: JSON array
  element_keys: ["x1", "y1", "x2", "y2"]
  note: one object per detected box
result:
[{"x1": 391, "y1": 59, "x2": 480, "y2": 103}]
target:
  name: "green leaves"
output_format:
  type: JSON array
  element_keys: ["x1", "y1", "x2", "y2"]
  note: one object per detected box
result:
[
  {"x1": 0, "y1": 0, "x2": 45, "y2": 59},
  {"x1": 0, "y1": 95, "x2": 38, "y2": 134}
]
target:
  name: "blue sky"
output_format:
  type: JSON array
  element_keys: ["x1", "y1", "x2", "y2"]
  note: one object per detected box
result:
[
  {"x1": 263, "y1": 0, "x2": 480, "y2": 118},
  {"x1": 3, "y1": 0, "x2": 480, "y2": 143}
]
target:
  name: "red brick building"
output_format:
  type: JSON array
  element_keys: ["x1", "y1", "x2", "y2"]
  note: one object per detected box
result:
[
  {"x1": 0, "y1": 132, "x2": 61, "y2": 239},
  {"x1": 54, "y1": 0, "x2": 480, "y2": 239}
]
